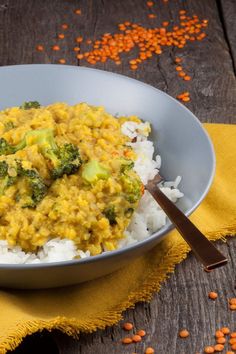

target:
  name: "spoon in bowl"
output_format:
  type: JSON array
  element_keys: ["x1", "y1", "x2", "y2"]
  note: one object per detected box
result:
[{"x1": 146, "y1": 174, "x2": 227, "y2": 271}]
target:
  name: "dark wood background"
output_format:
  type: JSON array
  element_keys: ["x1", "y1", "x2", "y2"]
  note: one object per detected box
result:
[{"x1": 0, "y1": 0, "x2": 235, "y2": 353}]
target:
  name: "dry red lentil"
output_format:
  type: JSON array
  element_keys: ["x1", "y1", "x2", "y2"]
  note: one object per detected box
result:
[
  {"x1": 74, "y1": 9, "x2": 81, "y2": 15},
  {"x1": 58, "y1": 33, "x2": 65, "y2": 39},
  {"x1": 209, "y1": 292, "x2": 218, "y2": 300},
  {"x1": 221, "y1": 327, "x2": 230, "y2": 335},
  {"x1": 229, "y1": 299, "x2": 236, "y2": 305},
  {"x1": 61, "y1": 24, "x2": 68, "y2": 29},
  {"x1": 145, "y1": 348, "x2": 155, "y2": 354},
  {"x1": 179, "y1": 329, "x2": 190, "y2": 338},
  {"x1": 214, "y1": 344, "x2": 224, "y2": 352},
  {"x1": 132, "y1": 334, "x2": 142, "y2": 342},
  {"x1": 204, "y1": 346, "x2": 215, "y2": 353},
  {"x1": 75, "y1": 13, "x2": 208, "y2": 70},
  {"x1": 231, "y1": 333, "x2": 236, "y2": 338},
  {"x1": 122, "y1": 337, "x2": 133, "y2": 344},
  {"x1": 52, "y1": 45, "x2": 60, "y2": 51},
  {"x1": 75, "y1": 36, "x2": 83, "y2": 43},
  {"x1": 216, "y1": 337, "x2": 226, "y2": 344},
  {"x1": 122, "y1": 322, "x2": 133, "y2": 331},
  {"x1": 148, "y1": 14, "x2": 157, "y2": 19},
  {"x1": 215, "y1": 330, "x2": 224, "y2": 338},
  {"x1": 58, "y1": 58, "x2": 66, "y2": 64},
  {"x1": 184, "y1": 75, "x2": 191, "y2": 81},
  {"x1": 137, "y1": 329, "x2": 146, "y2": 337},
  {"x1": 232, "y1": 344, "x2": 236, "y2": 350},
  {"x1": 36, "y1": 45, "x2": 44, "y2": 51},
  {"x1": 230, "y1": 304, "x2": 236, "y2": 310}
]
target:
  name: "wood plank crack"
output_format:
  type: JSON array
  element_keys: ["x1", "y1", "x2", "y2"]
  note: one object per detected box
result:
[{"x1": 216, "y1": 0, "x2": 236, "y2": 76}]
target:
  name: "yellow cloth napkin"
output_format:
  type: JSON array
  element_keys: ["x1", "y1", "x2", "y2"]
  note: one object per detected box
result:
[{"x1": 0, "y1": 123, "x2": 235, "y2": 353}]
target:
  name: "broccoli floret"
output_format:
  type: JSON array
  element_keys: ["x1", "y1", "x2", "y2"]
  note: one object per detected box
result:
[
  {"x1": 0, "y1": 160, "x2": 47, "y2": 207},
  {"x1": 0, "y1": 137, "x2": 27, "y2": 155},
  {"x1": 16, "y1": 162, "x2": 48, "y2": 208},
  {"x1": 0, "y1": 129, "x2": 82, "y2": 179},
  {"x1": 22, "y1": 129, "x2": 82, "y2": 179},
  {"x1": 4, "y1": 121, "x2": 14, "y2": 132},
  {"x1": 120, "y1": 174, "x2": 142, "y2": 203},
  {"x1": 103, "y1": 205, "x2": 117, "y2": 225},
  {"x1": 0, "y1": 161, "x2": 8, "y2": 177},
  {"x1": 20, "y1": 101, "x2": 41, "y2": 110},
  {"x1": 120, "y1": 159, "x2": 134, "y2": 173},
  {"x1": 0, "y1": 161, "x2": 17, "y2": 196},
  {"x1": 82, "y1": 160, "x2": 110, "y2": 184}
]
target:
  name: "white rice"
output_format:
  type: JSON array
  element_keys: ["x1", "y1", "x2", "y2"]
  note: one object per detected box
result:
[{"x1": 0, "y1": 120, "x2": 183, "y2": 264}]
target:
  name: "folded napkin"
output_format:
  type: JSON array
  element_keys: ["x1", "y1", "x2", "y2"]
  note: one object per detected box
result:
[{"x1": 0, "y1": 123, "x2": 235, "y2": 353}]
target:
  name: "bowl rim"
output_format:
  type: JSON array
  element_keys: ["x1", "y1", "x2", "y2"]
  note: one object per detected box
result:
[{"x1": 0, "y1": 64, "x2": 216, "y2": 269}]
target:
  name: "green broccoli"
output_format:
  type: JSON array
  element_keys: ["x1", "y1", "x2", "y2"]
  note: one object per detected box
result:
[
  {"x1": 0, "y1": 160, "x2": 47, "y2": 208},
  {"x1": 120, "y1": 173, "x2": 142, "y2": 203},
  {"x1": 82, "y1": 160, "x2": 110, "y2": 184},
  {"x1": 0, "y1": 129, "x2": 82, "y2": 179},
  {"x1": 0, "y1": 161, "x2": 17, "y2": 196},
  {"x1": 120, "y1": 159, "x2": 134, "y2": 173},
  {"x1": 103, "y1": 205, "x2": 117, "y2": 225},
  {"x1": 16, "y1": 162, "x2": 48, "y2": 208},
  {"x1": 4, "y1": 121, "x2": 14, "y2": 132},
  {"x1": 20, "y1": 101, "x2": 41, "y2": 110},
  {"x1": 0, "y1": 137, "x2": 27, "y2": 155}
]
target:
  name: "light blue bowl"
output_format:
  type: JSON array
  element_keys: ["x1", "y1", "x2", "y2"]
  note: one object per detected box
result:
[{"x1": 0, "y1": 65, "x2": 215, "y2": 289}]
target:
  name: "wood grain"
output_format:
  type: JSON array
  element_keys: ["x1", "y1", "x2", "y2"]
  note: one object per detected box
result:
[{"x1": 0, "y1": 0, "x2": 235, "y2": 353}]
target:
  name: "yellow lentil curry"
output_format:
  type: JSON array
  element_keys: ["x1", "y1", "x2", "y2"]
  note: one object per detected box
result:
[{"x1": 0, "y1": 102, "x2": 145, "y2": 255}]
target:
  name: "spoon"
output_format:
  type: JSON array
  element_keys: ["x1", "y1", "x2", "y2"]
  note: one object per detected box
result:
[{"x1": 146, "y1": 174, "x2": 227, "y2": 271}]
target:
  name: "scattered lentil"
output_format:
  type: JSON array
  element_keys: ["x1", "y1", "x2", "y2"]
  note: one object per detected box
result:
[
  {"x1": 122, "y1": 337, "x2": 133, "y2": 344},
  {"x1": 229, "y1": 299, "x2": 236, "y2": 305},
  {"x1": 221, "y1": 327, "x2": 230, "y2": 335},
  {"x1": 216, "y1": 337, "x2": 226, "y2": 344},
  {"x1": 204, "y1": 346, "x2": 215, "y2": 353},
  {"x1": 132, "y1": 334, "x2": 142, "y2": 342},
  {"x1": 52, "y1": 45, "x2": 60, "y2": 51},
  {"x1": 36, "y1": 45, "x2": 44, "y2": 51},
  {"x1": 58, "y1": 58, "x2": 66, "y2": 64},
  {"x1": 231, "y1": 333, "x2": 236, "y2": 338},
  {"x1": 58, "y1": 33, "x2": 65, "y2": 39},
  {"x1": 75, "y1": 36, "x2": 83, "y2": 43},
  {"x1": 74, "y1": 9, "x2": 81, "y2": 15},
  {"x1": 215, "y1": 330, "x2": 224, "y2": 338},
  {"x1": 145, "y1": 348, "x2": 155, "y2": 354},
  {"x1": 61, "y1": 24, "x2": 69, "y2": 29},
  {"x1": 229, "y1": 338, "x2": 236, "y2": 345},
  {"x1": 232, "y1": 345, "x2": 236, "y2": 351},
  {"x1": 175, "y1": 57, "x2": 182, "y2": 63},
  {"x1": 209, "y1": 292, "x2": 218, "y2": 300},
  {"x1": 123, "y1": 322, "x2": 133, "y2": 331},
  {"x1": 214, "y1": 344, "x2": 224, "y2": 352},
  {"x1": 183, "y1": 75, "x2": 191, "y2": 81},
  {"x1": 137, "y1": 329, "x2": 146, "y2": 337},
  {"x1": 179, "y1": 329, "x2": 190, "y2": 338},
  {"x1": 230, "y1": 304, "x2": 236, "y2": 311}
]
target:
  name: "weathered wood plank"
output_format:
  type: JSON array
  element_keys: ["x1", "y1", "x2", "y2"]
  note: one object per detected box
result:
[{"x1": 218, "y1": 0, "x2": 236, "y2": 74}]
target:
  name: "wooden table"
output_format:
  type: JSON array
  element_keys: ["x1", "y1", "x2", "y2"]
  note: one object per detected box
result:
[{"x1": 0, "y1": 0, "x2": 235, "y2": 353}]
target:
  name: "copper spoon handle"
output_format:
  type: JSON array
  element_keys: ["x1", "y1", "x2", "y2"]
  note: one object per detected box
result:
[{"x1": 146, "y1": 185, "x2": 227, "y2": 270}]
